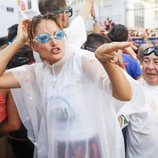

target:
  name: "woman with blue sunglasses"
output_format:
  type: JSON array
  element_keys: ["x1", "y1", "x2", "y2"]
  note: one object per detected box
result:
[
  {"x1": 0, "y1": 14, "x2": 143, "y2": 158},
  {"x1": 31, "y1": 0, "x2": 94, "y2": 64}
]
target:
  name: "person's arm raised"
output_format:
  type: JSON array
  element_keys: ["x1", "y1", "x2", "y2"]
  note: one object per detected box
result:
[
  {"x1": 91, "y1": 6, "x2": 101, "y2": 33},
  {"x1": 0, "y1": 20, "x2": 29, "y2": 88},
  {"x1": 95, "y1": 42, "x2": 133, "y2": 101},
  {"x1": 80, "y1": 0, "x2": 94, "y2": 24}
]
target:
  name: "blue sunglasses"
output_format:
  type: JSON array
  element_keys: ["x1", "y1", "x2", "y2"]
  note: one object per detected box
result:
[{"x1": 34, "y1": 30, "x2": 65, "y2": 44}]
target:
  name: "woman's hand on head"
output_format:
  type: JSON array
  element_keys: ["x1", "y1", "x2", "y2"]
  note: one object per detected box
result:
[{"x1": 16, "y1": 19, "x2": 31, "y2": 45}]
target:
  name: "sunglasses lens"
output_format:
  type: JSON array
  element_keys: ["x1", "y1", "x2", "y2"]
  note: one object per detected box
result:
[
  {"x1": 34, "y1": 31, "x2": 64, "y2": 43},
  {"x1": 36, "y1": 34, "x2": 51, "y2": 43},
  {"x1": 54, "y1": 31, "x2": 64, "y2": 40}
]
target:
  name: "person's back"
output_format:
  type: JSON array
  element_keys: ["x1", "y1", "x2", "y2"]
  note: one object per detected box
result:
[
  {"x1": 122, "y1": 53, "x2": 142, "y2": 79},
  {"x1": 108, "y1": 24, "x2": 142, "y2": 79}
]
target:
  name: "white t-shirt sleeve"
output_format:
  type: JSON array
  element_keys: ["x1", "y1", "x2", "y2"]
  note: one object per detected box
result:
[
  {"x1": 9, "y1": 65, "x2": 34, "y2": 86},
  {"x1": 64, "y1": 16, "x2": 87, "y2": 48}
]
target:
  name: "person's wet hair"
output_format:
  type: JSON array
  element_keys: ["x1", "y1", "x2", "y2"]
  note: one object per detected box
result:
[{"x1": 27, "y1": 13, "x2": 62, "y2": 43}]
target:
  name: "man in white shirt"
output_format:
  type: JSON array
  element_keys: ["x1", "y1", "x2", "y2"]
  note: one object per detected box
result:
[{"x1": 125, "y1": 44, "x2": 158, "y2": 158}]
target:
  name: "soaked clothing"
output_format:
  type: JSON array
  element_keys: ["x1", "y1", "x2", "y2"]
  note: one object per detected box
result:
[
  {"x1": 57, "y1": 136, "x2": 101, "y2": 158},
  {"x1": 126, "y1": 78, "x2": 158, "y2": 158},
  {"x1": 9, "y1": 44, "x2": 142, "y2": 158}
]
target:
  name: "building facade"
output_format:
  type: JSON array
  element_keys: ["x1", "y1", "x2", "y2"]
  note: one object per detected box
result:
[
  {"x1": 72, "y1": 0, "x2": 158, "y2": 30},
  {"x1": 0, "y1": 0, "x2": 19, "y2": 36},
  {"x1": 1, "y1": 0, "x2": 157, "y2": 37},
  {"x1": 18, "y1": 0, "x2": 158, "y2": 29}
]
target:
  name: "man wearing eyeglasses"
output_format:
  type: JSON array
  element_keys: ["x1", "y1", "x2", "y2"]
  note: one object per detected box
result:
[
  {"x1": 125, "y1": 44, "x2": 158, "y2": 158},
  {"x1": 38, "y1": 0, "x2": 94, "y2": 48}
]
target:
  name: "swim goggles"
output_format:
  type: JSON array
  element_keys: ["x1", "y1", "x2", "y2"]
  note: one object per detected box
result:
[
  {"x1": 34, "y1": 30, "x2": 64, "y2": 44},
  {"x1": 143, "y1": 46, "x2": 158, "y2": 56}
]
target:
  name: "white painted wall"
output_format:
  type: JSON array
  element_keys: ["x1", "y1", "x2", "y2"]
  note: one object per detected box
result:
[
  {"x1": 97, "y1": 0, "x2": 126, "y2": 25},
  {"x1": 101, "y1": 0, "x2": 158, "y2": 29},
  {"x1": 0, "y1": 0, "x2": 19, "y2": 37},
  {"x1": 144, "y1": 2, "x2": 157, "y2": 29}
]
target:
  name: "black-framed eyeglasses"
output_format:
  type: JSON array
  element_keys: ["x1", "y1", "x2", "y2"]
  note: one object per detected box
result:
[
  {"x1": 143, "y1": 46, "x2": 158, "y2": 56},
  {"x1": 52, "y1": 7, "x2": 73, "y2": 17}
]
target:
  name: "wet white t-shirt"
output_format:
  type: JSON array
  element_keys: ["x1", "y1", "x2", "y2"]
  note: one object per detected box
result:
[
  {"x1": 10, "y1": 47, "x2": 125, "y2": 158},
  {"x1": 126, "y1": 78, "x2": 158, "y2": 158}
]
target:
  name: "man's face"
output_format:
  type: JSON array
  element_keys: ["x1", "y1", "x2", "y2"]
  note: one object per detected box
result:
[
  {"x1": 32, "y1": 19, "x2": 65, "y2": 65},
  {"x1": 142, "y1": 53, "x2": 158, "y2": 85}
]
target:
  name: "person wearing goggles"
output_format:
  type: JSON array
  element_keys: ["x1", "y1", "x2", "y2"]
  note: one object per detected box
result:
[
  {"x1": 124, "y1": 43, "x2": 158, "y2": 158},
  {"x1": 0, "y1": 13, "x2": 144, "y2": 158},
  {"x1": 38, "y1": 0, "x2": 94, "y2": 48},
  {"x1": 141, "y1": 45, "x2": 158, "y2": 85},
  {"x1": 33, "y1": 30, "x2": 65, "y2": 44}
]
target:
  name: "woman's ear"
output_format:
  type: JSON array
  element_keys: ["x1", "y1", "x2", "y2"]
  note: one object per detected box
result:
[{"x1": 29, "y1": 41, "x2": 39, "y2": 52}]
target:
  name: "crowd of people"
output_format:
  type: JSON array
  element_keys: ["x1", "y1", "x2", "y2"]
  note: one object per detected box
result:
[{"x1": 0, "y1": 0, "x2": 158, "y2": 158}]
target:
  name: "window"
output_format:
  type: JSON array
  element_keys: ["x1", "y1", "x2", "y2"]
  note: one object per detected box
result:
[{"x1": 134, "y1": 3, "x2": 144, "y2": 28}]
